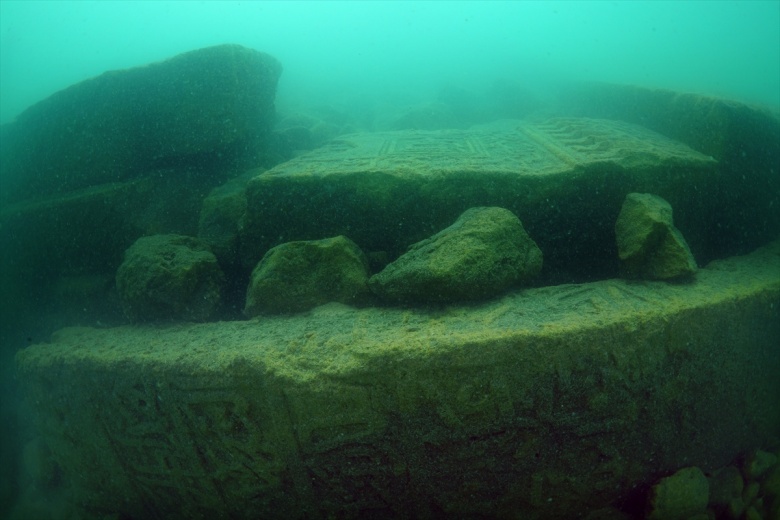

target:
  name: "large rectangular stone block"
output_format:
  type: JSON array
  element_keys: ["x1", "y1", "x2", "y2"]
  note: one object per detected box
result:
[
  {"x1": 16, "y1": 240, "x2": 780, "y2": 518},
  {"x1": 240, "y1": 117, "x2": 719, "y2": 281},
  {"x1": 0, "y1": 44, "x2": 281, "y2": 205}
]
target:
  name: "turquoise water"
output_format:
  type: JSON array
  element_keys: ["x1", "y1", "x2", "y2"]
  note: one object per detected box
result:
[{"x1": 1, "y1": 0, "x2": 779, "y2": 124}]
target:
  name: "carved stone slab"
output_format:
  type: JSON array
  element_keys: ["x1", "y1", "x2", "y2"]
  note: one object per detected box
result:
[
  {"x1": 262, "y1": 118, "x2": 713, "y2": 178},
  {"x1": 239, "y1": 118, "x2": 718, "y2": 279},
  {"x1": 16, "y1": 240, "x2": 780, "y2": 519}
]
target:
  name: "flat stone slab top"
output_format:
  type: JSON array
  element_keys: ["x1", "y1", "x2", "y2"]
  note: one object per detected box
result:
[
  {"x1": 16, "y1": 240, "x2": 780, "y2": 519},
  {"x1": 265, "y1": 117, "x2": 713, "y2": 176},
  {"x1": 240, "y1": 118, "x2": 718, "y2": 277}
]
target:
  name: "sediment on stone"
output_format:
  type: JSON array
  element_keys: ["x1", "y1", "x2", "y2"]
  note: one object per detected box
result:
[{"x1": 15, "y1": 239, "x2": 780, "y2": 519}]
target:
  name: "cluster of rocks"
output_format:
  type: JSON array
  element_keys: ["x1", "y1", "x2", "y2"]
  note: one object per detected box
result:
[
  {"x1": 576, "y1": 449, "x2": 780, "y2": 519},
  {"x1": 4, "y1": 43, "x2": 780, "y2": 520},
  {"x1": 3, "y1": 49, "x2": 743, "y2": 335},
  {"x1": 2, "y1": 45, "x2": 776, "y2": 335},
  {"x1": 116, "y1": 193, "x2": 697, "y2": 322},
  {"x1": 0, "y1": 44, "x2": 285, "y2": 338},
  {"x1": 643, "y1": 449, "x2": 779, "y2": 520},
  {"x1": 117, "y1": 206, "x2": 544, "y2": 320}
]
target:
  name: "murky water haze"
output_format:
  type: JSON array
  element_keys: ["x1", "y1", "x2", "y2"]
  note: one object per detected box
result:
[
  {"x1": 2, "y1": 2, "x2": 780, "y2": 519},
  {"x1": 1, "y1": 0, "x2": 779, "y2": 125}
]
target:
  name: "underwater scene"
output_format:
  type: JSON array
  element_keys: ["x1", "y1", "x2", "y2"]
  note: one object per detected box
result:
[{"x1": 1, "y1": 1, "x2": 779, "y2": 519}]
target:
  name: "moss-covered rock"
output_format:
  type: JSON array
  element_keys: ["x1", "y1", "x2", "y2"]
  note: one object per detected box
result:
[
  {"x1": 616, "y1": 192, "x2": 697, "y2": 280},
  {"x1": 707, "y1": 465, "x2": 745, "y2": 518},
  {"x1": 559, "y1": 82, "x2": 780, "y2": 259},
  {"x1": 369, "y1": 207, "x2": 542, "y2": 303},
  {"x1": 763, "y1": 452, "x2": 780, "y2": 519},
  {"x1": 744, "y1": 449, "x2": 779, "y2": 481},
  {"x1": 198, "y1": 171, "x2": 254, "y2": 267},
  {"x1": 14, "y1": 239, "x2": 780, "y2": 519},
  {"x1": 245, "y1": 235, "x2": 371, "y2": 315},
  {"x1": 116, "y1": 234, "x2": 223, "y2": 322},
  {"x1": 647, "y1": 466, "x2": 710, "y2": 520},
  {"x1": 0, "y1": 44, "x2": 282, "y2": 206}
]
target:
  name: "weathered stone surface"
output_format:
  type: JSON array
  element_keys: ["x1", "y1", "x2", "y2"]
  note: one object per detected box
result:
[
  {"x1": 647, "y1": 467, "x2": 710, "y2": 520},
  {"x1": 0, "y1": 170, "x2": 234, "y2": 339},
  {"x1": 116, "y1": 234, "x2": 223, "y2": 322},
  {"x1": 369, "y1": 207, "x2": 542, "y2": 302},
  {"x1": 244, "y1": 235, "x2": 371, "y2": 315},
  {"x1": 0, "y1": 44, "x2": 283, "y2": 338},
  {"x1": 764, "y1": 454, "x2": 780, "y2": 519},
  {"x1": 197, "y1": 171, "x2": 254, "y2": 266},
  {"x1": 744, "y1": 449, "x2": 779, "y2": 481},
  {"x1": 239, "y1": 117, "x2": 718, "y2": 284},
  {"x1": 0, "y1": 44, "x2": 282, "y2": 205},
  {"x1": 707, "y1": 465, "x2": 745, "y2": 517},
  {"x1": 616, "y1": 192, "x2": 697, "y2": 280},
  {"x1": 15, "y1": 239, "x2": 780, "y2": 519},
  {"x1": 559, "y1": 82, "x2": 780, "y2": 259}
]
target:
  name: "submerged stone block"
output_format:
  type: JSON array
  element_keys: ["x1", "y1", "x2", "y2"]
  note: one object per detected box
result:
[
  {"x1": 16, "y1": 240, "x2": 780, "y2": 519},
  {"x1": 559, "y1": 82, "x2": 780, "y2": 259},
  {"x1": 0, "y1": 45, "x2": 281, "y2": 334},
  {"x1": 0, "y1": 44, "x2": 282, "y2": 205},
  {"x1": 239, "y1": 117, "x2": 718, "y2": 282}
]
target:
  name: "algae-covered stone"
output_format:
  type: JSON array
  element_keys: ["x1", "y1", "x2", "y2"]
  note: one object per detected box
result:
[
  {"x1": 13, "y1": 240, "x2": 780, "y2": 519},
  {"x1": 763, "y1": 454, "x2": 780, "y2": 520},
  {"x1": 616, "y1": 192, "x2": 697, "y2": 280},
  {"x1": 116, "y1": 234, "x2": 223, "y2": 322},
  {"x1": 369, "y1": 207, "x2": 542, "y2": 303},
  {"x1": 21, "y1": 438, "x2": 59, "y2": 491},
  {"x1": 744, "y1": 449, "x2": 778, "y2": 481},
  {"x1": 240, "y1": 118, "x2": 717, "y2": 283},
  {"x1": 0, "y1": 44, "x2": 282, "y2": 206},
  {"x1": 560, "y1": 83, "x2": 780, "y2": 263},
  {"x1": 707, "y1": 466, "x2": 745, "y2": 518},
  {"x1": 245, "y1": 235, "x2": 371, "y2": 315},
  {"x1": 198, "y1": 171, "x2": 254, "y2": 266},
  {"x1": 647, "y1": 466, "x2": 709, "y2": 520}
]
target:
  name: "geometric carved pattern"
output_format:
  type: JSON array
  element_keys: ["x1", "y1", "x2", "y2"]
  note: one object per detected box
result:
[
  {"x1": 17, "y1": 240, "x2": 780, "y2": 518},
  {"x1": 264, "y1": 117, "x2": 715, "y2": 180},
  {"x1": 104, "y1": 378, "x2": 278, "y2": 512}
]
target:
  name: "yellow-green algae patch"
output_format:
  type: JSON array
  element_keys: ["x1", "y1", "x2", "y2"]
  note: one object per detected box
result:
[{"x1": 16, "y1": 240, "x2": 780, "y2": 519}]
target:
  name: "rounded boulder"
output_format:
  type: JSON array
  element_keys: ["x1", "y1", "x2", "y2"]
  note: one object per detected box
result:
[
  {"x1": 244, "y1": 235, "x2": 371, "y2": 316},
  {"x1": 369, "y1": 206, "x2": 542, "y2": 303},
  {"x1": 116, "y1": 234, "x2": 224, "y2": 322}
]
